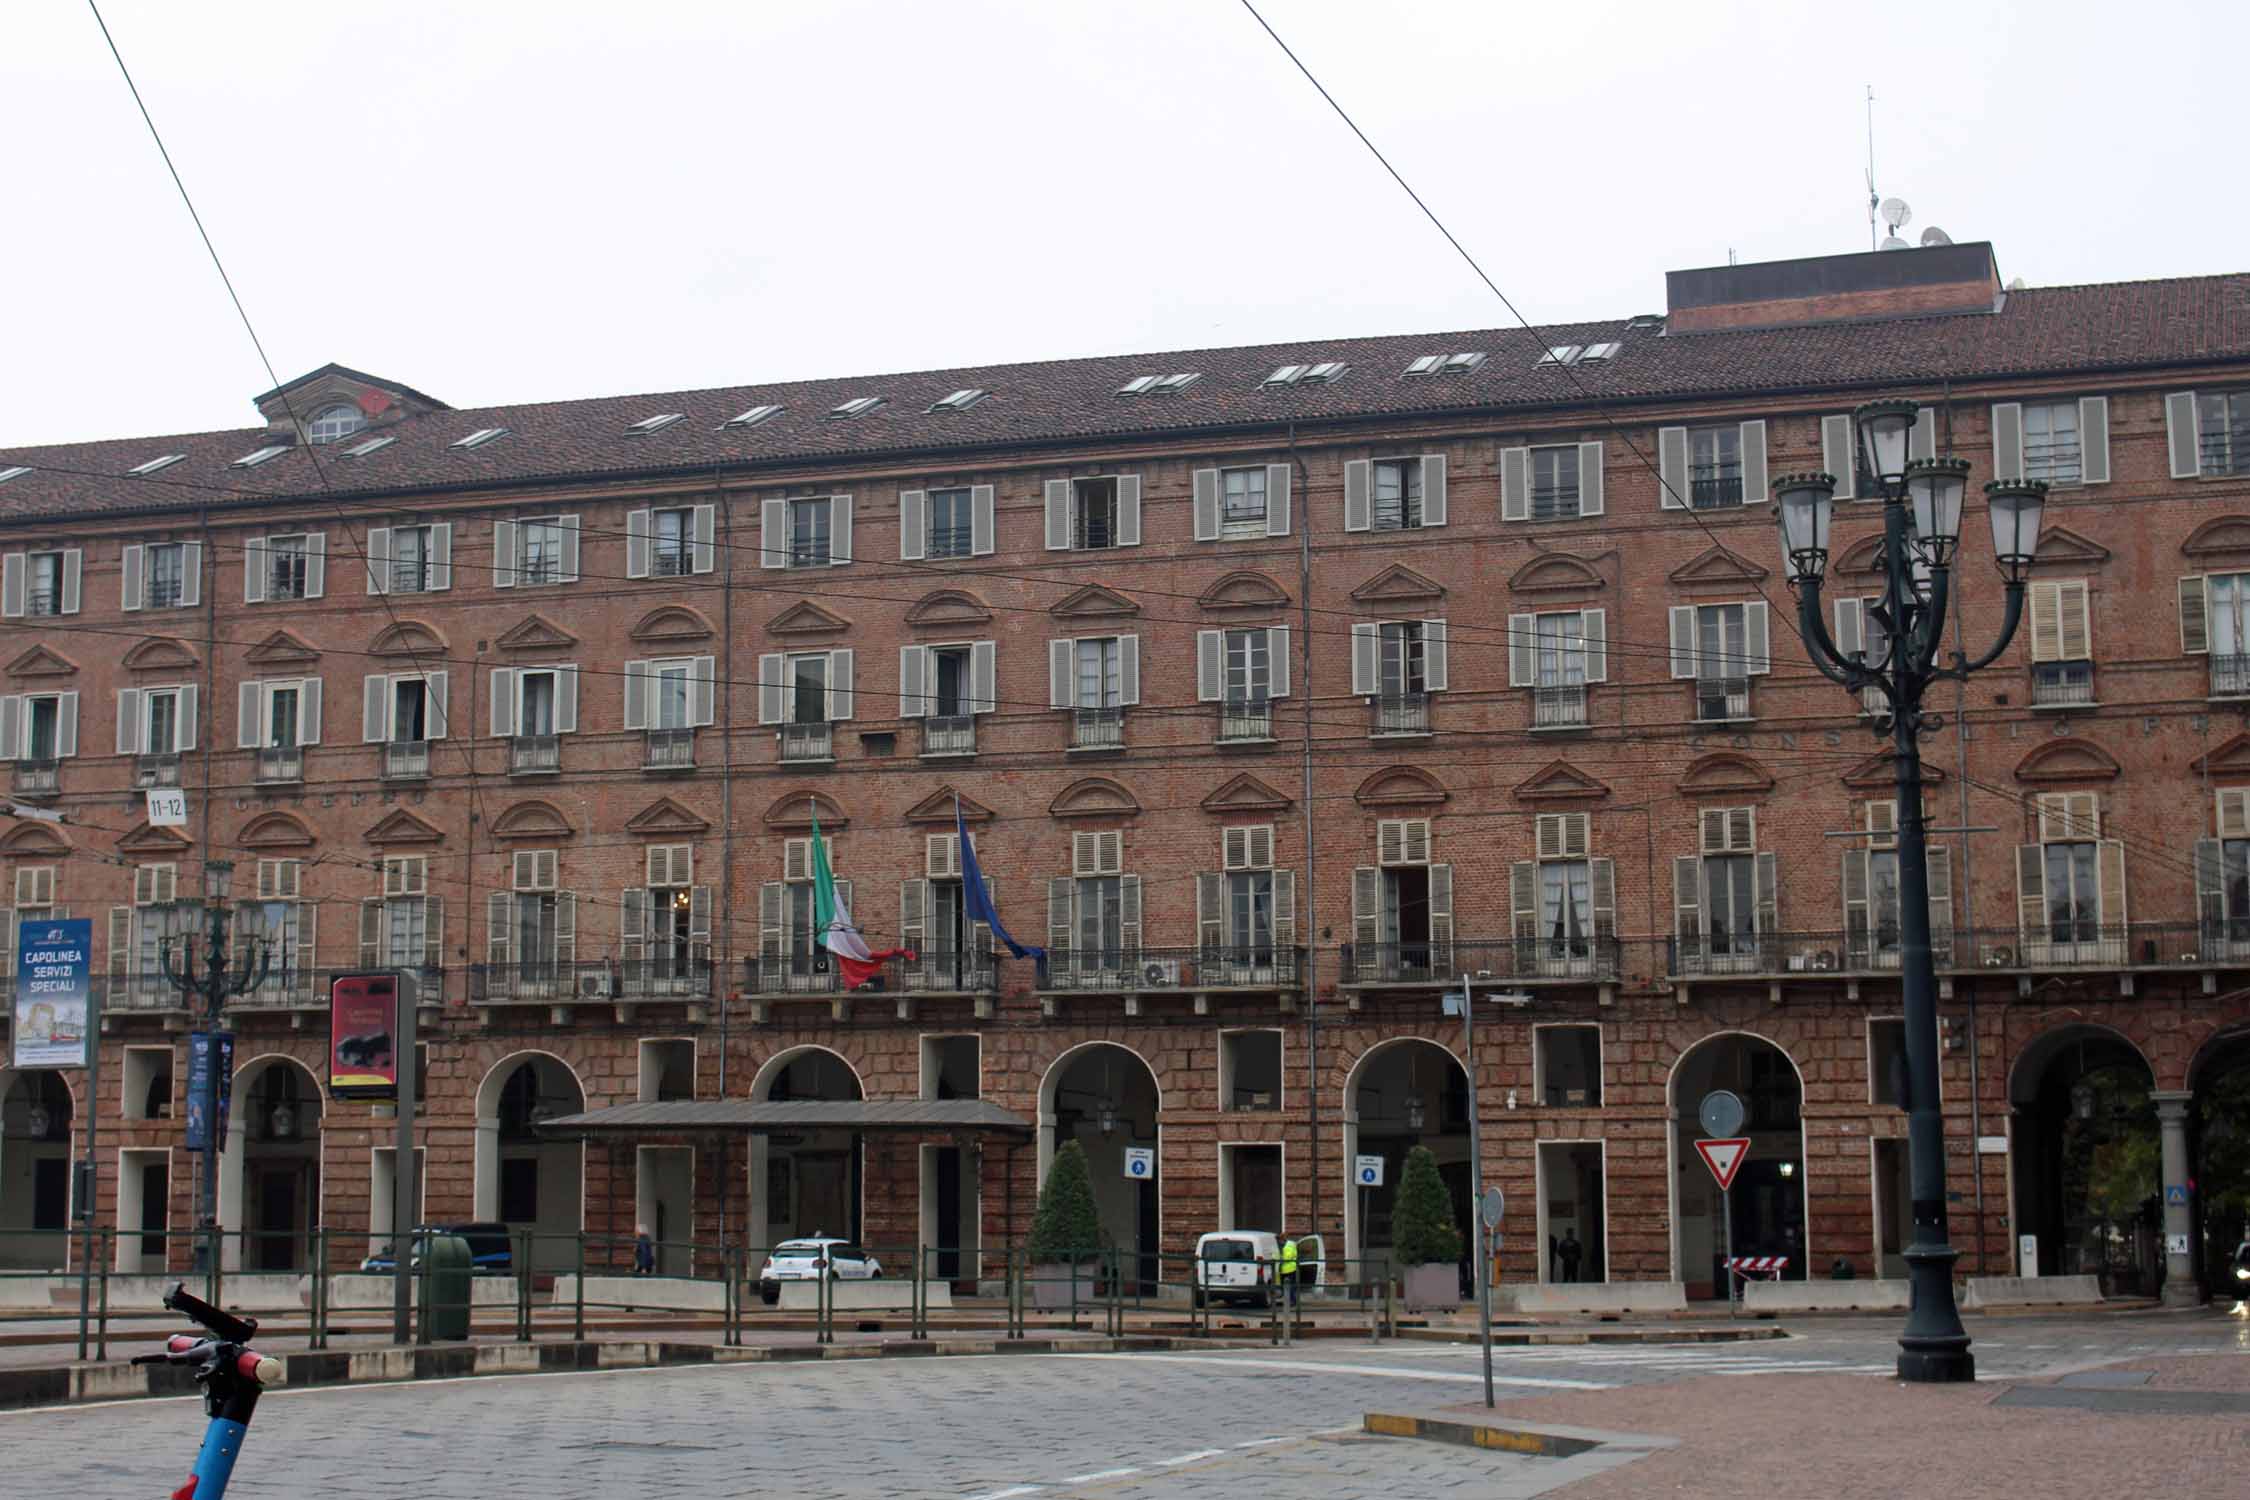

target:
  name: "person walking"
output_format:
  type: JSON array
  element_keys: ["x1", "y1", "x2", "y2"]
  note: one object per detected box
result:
[
  {"x1": 634, "y1": 1224, "x2": 656, "y2": 1277},
  {"x1": 1558, "y1": 1228, "x2": 1583, "y2": 1284},
  {"x1": 1278, "y1": 1235, "x2": 1300, "y2": 1311}
]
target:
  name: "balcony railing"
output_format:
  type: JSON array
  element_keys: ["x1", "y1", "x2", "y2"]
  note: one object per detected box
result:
[
  {"x1": 1218, "y1": 699, "x2": 1274, "y2": 742},
  {"x1": 1071, "y1": 706, "x2": 1124, "y2": 751},
  {"x1": 1529, "y1": 485, "x2": 1581, "y2": 522},
  {"x1": 1371, "y1": 692, "x2": 1430, "y2": 736},
  {"x1": 652, "y1": 545, "x2": 693, "y2": 578},
  {"x1": 1037, "y1": 945, "x2": 1305, "y2": 993},
  {"x1": 921, "y1": 715, "x2": 977, "y2": 757},
  {"x1": 780, "y1": 722, "x2": 833, "y2": 762},
  {"x1": 1533, "y1": 683, "x2": 1588, "y2": 729},
  {"x1": 389, "y1": 560, "x2": 433, "y2": 594},
  {"x1": 134, "y1": 753, "x2": 180, "y2": 788},
  {"x1": 11, "y1": 759, "x2": 58, "y2": 795},
  {"x1": 741, "y1": 950, "x2": 999, "y2": 997},
  {"x1": 2031, "y1": 661, "x2": 2095, "y2": 708},
  {"x1": 1690, "y1": 469, "x2": 1744, "y2": 508},
  {"x1": 2199, "y1": 432, "x2": 2248, "y2": 478},
  {"x1": 2022, "y1": 438, "x2": 2083, "y2": 487},
  {"x1": 254, "y1": 744, "x2": 303, "y2": 784},
  {"x1": 619, "y1": 953, "x2": 714, "y2": 998},
  {"x1": 928, "y1": 524, "x2": 974, "y2": 559},
  {"x1": 1694, "y1": 676, "x2": 1751, "y2": 723},
  {"x1": 470, "y1": 959, "x2": 670, "y2": 1005},
  {"x1": 2212, "y1": 654, "x2": 2250, "y2": 699},
  {"x1": 382, "y1": 740, "x2": 430, "y2": 780},
  {"x1": 1342, "y1": 938, "x2": 1621, "y2": 986},
  {"x1": 509, "y1": 734, "x2": 561, "y2": 775},
  {"x1": 1651, "y1": 924, "x2": 2250, "y2": 979},
  {"x1": 644, "y1": 728, "x2": 696, "y2": 770}
]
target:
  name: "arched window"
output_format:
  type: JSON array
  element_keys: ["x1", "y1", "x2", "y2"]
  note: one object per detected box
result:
[{"x1": 306, "y1": 403, "x2": 366, "y2": 444}]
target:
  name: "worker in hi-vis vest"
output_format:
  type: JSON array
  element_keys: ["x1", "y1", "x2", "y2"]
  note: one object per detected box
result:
[{"x1": 1278, "y1": 1236, "x2": 1300, "y2": 1308}]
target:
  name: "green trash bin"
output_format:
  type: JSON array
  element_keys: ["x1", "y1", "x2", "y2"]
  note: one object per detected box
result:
[{"x1": 419, "y1": 1233, "x2": 474, "y2": 1341}]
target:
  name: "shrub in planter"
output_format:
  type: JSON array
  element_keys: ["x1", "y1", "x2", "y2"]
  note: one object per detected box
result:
[
  {"x1": 1392, "y1": 1145, "x2": 1464, "y2": 1312},
  {"x1": 1028, "y1": 1140, "x2": 1102, "y2": 1309}
]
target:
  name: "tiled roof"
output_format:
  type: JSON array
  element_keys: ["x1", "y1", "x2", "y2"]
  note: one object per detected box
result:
[{"x1": 4, "y1": 271, "x2": 2247, "y2": 524}]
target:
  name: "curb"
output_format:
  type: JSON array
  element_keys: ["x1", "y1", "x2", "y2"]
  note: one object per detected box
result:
[
  {"x1": 1363, "y1": 1411, "x2": 1601, "y2": 1458},
  {"x1": 1397, "y1": 1323, "x2": 1787, "y2": 1346},
  {"x1": 0, "y1": 1333, "x2": 1196, "y2": 1413}
]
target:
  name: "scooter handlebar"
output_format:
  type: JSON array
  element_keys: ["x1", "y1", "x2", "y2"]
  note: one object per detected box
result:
[{"x1": 162, "y1": 1282, "x2": 258, "y2": 1344}]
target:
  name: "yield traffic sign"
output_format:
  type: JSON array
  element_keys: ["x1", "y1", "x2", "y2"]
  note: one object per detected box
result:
[{"x1": 1695, "y1": 1137, "x2": 1751, "y2": 1192}]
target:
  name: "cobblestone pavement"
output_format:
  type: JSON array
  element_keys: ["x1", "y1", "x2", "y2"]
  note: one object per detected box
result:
[{"x1": 9, "y1": 1311, "x2": 2242, "y2": 1497}]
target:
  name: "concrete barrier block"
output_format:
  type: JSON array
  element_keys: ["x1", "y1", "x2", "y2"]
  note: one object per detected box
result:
[
  {"x1": 0, "y1": 1278, "x2": 54, "y2": 1309},
  {"x1": 550, "y1": 1274, "x2": 729, "y2": 1312},
  {"x1": 322, "y1": 1274, "x2": 516, "y2": 1309},
  {"x1": 1742, "y1": 1279, "x2": 1910, "y2": 1313},
  {"x1": 347, "y1": 1348, "x2": 415, "y2": 1383},
  {"x1": 1962, "y1": 1274, "x2": 2103, "y2": 1309},
  {"x1": 474, "y1": 1344, "x2": 540, "y2": 1375},
  {"x1": 774, "y1": 1281, "x2": 954, "y2": 1312},
  {"x1": 93, "y1": 1274, "x2": 303, "y2": 1313},
  {"x1": 70, "y1": 1363, "x2": 149, "y2": 1403},
  {"x1": 596, "y1": 1342, "x2": 656, "y2": 1368},
  {"x1": 1501, "y1": 1282, "x2": 1688, "y2": 1316}
]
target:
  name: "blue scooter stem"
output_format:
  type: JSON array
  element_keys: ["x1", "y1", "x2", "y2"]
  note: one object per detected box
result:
[{"x1": 186, "y1": 1416, "x2": 249, "y2": 1499}]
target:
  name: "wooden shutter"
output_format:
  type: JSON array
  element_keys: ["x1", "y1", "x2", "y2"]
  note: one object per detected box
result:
[
  {"x1": 621, "y1": 661, "x2": 650, "y2": 731},
  {"x1": 1043, "y1": 479, "x2": 1070, "y2": 550},
  {"x1": 1658, "y1": 426, "x2": 1688, "y2": 509},
  {"x1": 971, "y1": 484, "x2": 995, "y2": 556},
  {"x1": 1924, "y1": 847, "x2": 1953, "y2": 961},
  {"x1": 121, "y1": 544, "x2": 144, "y2": 611},
  {"x1": 1501, "y1": 447, "x2": 1529, "y2": 522},
  {"x1": 1197, "y1": 631, "x2": 1223, "y2": 703},
  {"x1": 1117, "y1": 635, "x2": 1139, "y2": 705},
  {"x1": 1420, "y1": 453, "x2": 1448, "y2": 526},
  {"x1": 2015, "y1": 844, "x2": 2047, "y2": 943},
  {"x1": 898, "y1": 490, "x2": 926, "y2": 561},
  {"x1": 900, "y1": 878, "x2": 927, "y2": 951},
  {"x1": 2220, "y1": 788, "x2": 2250, "y2": 838},
  {"x1": 2096, "y1": 840, "x2": 2128, "y2": 933},
  {"x1": 1912, "y1": 406, "x2": 1938, "y2": 461},
  {"x1": 621, "y1": 888, "x2": 648, "y2": 966},
  {"x1": 304, "y1": 533, "x2": 327, "y2": 598},
  {"x1": 1427, "y1": 863, "x2": 1452, "y2": 956},
  {"x1": 2180, "y1": 577, "x2": 2211, "y2": 654},
  {"x1": 1990, "y1": 402, "x2": 2025, "y2": 482},
  {"x1": 1271, "y1": 869, "x2": 1296, "y2": 953},
  {"x1": 489, "y1": 668, "x2": 517, "y2": 738},
  {"x1": 690, "y1": 656, "x2": 716, "y2": 727},
  {"x1": 1049, "y1": 639, "x2": 1074, "y2": 709},
  {"x1": 1423, "y1": 619, "x2": 1449, "y2": 692},
  {"x1": 554, "y1": 890, "x2": 576, "y2": 965},
  {"x1": 1351, "y1": 866, "x2": 1380, "y2": 963},
  {"x1": 1820, "y1": 414, "x2": 1859, "y2": 501},
  {"x1": 492, "y1": 520, "x2": 516, "y2": 587},
  {"x1": 692, "y1": 503, "x2": 717, "y2": 573},
  {"x1": 1537, "y1": 813, "x2": 1588, "y2": 860},
  {"x1": 1755, "y1": 851, "x2": 1779, "y2": 940},
  {"x1": 1114, "y1": 476, "x2": 1141, "y2": 547},
  {"x1": 1669, "y1": 605, "x2": 1698, "y2": 678},
  {"x1": 1351, "y1": 623, "x2": 1379, "y2": 695},
  {"x1": 1508, "y1": 613, "x2": 1536, "y2": 687},
  {"x1": 425, "y1": 527, "x2": 449, "y2": 592},
  {"x1": 1739, "y1": 420, "x2": 1768, "y2": 504},
  {"x1": 2196, "y1": 838, "x2": 2226, "y2": 936},
  {"x1": 1, "y1": 553, "x2": 23, "y2": 618},
  {"x1": 1196, "y1": 871, "x2": 1223, "y2": 952},
  {"x1": 970, "y1": 640, "x2": 996, "y2": 714},
  {"x1": 1579, "y1": 441, "x2": 1605, "y2": 516},
  {"x1": 1047, "y1": 877, "x2": 1074, "y2": 957},
  {"x1": 828, "y1": 495, "x2": 852, "y2": 566},
  {"x1": 898, "y1": 645, "x2": 928, "y2": 718},
  {"x1": 757, "y1": 653, "x2": 785, "y2": 725},
  {"x1": 2078, "y1": 397, "x2": 2110, "y2": 484},
  {"x1": 1590, "y1": 857, "x2": 1616, "y2": 942},
  {"x1": 1267, "y1": 626, "x2": 1290, "y2": 698},
  {"x1": 759, "y1": 497, "x2": 785, "y2": 569},
  {"x1": 689, "y1": 885, "x2": 710, "y2": 960},
  {"x1": 1265, "y1": 463, "x2": 1291, "y2": 537},
  {"x1": 0, "y1": 696, "x2": 21, "y2": 761},
  {"x1": 1842, "y1": 848, "x2": 1870, "y2": 956},
  {"x1": 486, "y1": 890, "x2": 514, "y2": 968},
  {"x1": 625, "y1": 509, "x2": 652, "y2": 578},
  {"x1": 176, "y1": 686, "x2": 197, "y2": 752},
  {"x1": 553, "y1": 667, "x2": 577, "y2": 733},
  {"x1": 359, "y1": 897, "x2": 383, "y2": 968},
  {"x1": 1511, "y1": 861, "x2": 1539, "y2": 944},
  {"x1": 243, "y1": 538, "x2": 266, "y2": 604},
  {"x1": 759, "y1": 882, "x2": 785, "y2": 964},
  {"x1": 828, "y1": 649, "x2": 855, "y2": 721},
  {"x1": 1673, "y1": 854, "x2": 1703, "y2": 950},
  {"x1": 1343, "y1": 459, "x2": 1371, "y2": 532},
  {"x1": 1192, "y1": 470, "x2": 1220, "y2": 541},
  {"x1": 1744, "y1": 601, "x2": 1771, "y2": 675},
  {"x1": 2167, "y1": 392, "x2": 2201, "y2": 478}
]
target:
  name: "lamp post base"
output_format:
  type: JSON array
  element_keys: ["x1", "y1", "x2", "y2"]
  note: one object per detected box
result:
[{"x1": 1896, "y1": 1345, "x2": 1976, "y2": 1383}]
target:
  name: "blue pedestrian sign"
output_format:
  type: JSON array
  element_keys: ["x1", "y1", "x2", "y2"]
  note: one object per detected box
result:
[
  {"x1": 2165, "y1": 1183, "x2": 2189, "y2": 1205},
  {"x1": 1355, "y1": 1154, "x2": 1385, "y2": 1188},
  {"x1": 1123, "y1": 1147, "x2": 1155, "y2": 1180}
]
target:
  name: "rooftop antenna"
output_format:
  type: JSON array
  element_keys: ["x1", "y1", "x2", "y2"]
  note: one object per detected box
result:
[{"x1": 1865, "y1": 86, "x2": 1878, "y2": 251}]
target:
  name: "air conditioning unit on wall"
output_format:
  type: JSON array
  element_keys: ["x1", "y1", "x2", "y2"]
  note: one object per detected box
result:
[
  {"x1": 576, "y1": 971, "x2": 617, "y2": 1000},
  {"x1": 1140, "y1": 959, "x2": 1182, "y2": 987}
]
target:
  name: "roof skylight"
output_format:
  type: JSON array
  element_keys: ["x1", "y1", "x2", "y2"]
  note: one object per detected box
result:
[
  {"x1": 128, "y1": 454, "x2": 186, "y2": 476},
  {"x1": 1538, "y1": 345, "x2": 1584, "y2": 366},
  {"x1": 1118, "y1": 373, "x2": 1199, "y2": 396},
  {"x1": 727, "y1": 404, "x2": 783, "y2": 428},
  {"x1": 343, "y1": 435, "x2": 396, "y2": 458},
  {"x1": 628, "y1": 412, "x2": 685, "y2": 435},
  {"x1": 0, "y1": 466, "x2": 30, "y2": 485},
  {"x1": 1264, "y1": 364, "x2": 1309, "y2": 387},
  {"x1": 928, "y1": 389, "x2": 987, "y2": 413},
  {"x1": 829, "y1": 396, "x2": 886, "y2": 420},
  {"x1": 231, "y1": 445, "x2": 290, "y2": 468},
  {"x1": 1266, "y1": 362, "x2": 1347, "y2": 388},
  {"x1": 451, "y1": 427, "x2": 509, "y2": 450},
  {"x1": 1578, "y1": 341, "x2": 1621, "y2": 362}
]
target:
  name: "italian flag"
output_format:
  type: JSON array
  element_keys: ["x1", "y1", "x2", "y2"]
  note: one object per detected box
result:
[{"x1": 810, "y1": 805, "x2": 904, "y2": 989}]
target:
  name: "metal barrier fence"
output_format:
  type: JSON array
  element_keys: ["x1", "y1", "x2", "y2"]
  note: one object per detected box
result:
[{"x1": 0, "y1": 1227, "x2": 1401, "y2": 1359}]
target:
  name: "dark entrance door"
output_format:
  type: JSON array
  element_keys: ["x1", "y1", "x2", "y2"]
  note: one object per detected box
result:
[{"x1": 935, "y1": 1146, "x2": 963, "y2": 1280}]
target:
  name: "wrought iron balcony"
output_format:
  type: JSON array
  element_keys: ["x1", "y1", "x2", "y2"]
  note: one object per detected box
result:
[
  {"x1": 388, "y1": 560, "x2": 433, "y2": 594},
  {"x1": 1218, "y1": 699, "x2": 1274, "y2": 742},
  {"x1": 619, "y1": 953, "x2": 714, "y2": 999},
  {"x1": 1341, "y1": 937, "x2": 1620, "y2": 986},
  {"x1": 254, "y1": 744, "x2": 303, "y2": 784},
  {"x1": 134, "y1": 753, "x2": 180, "y2": 788},
  {"x1": 651, "y1": 545, "x2": 693, "y2": 578},
  {"x1": 1532, "y1": 683, "x2": 1587, "y2": 729},
  {"x1": 471, "y1": 959, "x2": 611, "y2": 1004},
  {"x1": 780, "y1": 721, "x2": 833, "y2": 762},
  {"x1": 1371, "y1": 692, "x2": 1429, "y2": 736},
  {"x1": 1036, "y1": 944, "x2": 1304, "y2": 993},
  {"x1": 921, "y1": 714, "x2": 977, "y2": 757},
  {"x1": 740, "y1": 950, "x2": 998, "y2": 997},
  {"x1": 928, "y1": 524, "x2": 974, "y2": 559},
  {"x1": 1690, "y1": 468, "x2": 1744, "y2": 508},
  {"x1": 2031, "y1": 660, "x2": 2095, "y2": 708},
  {"x1": 1694, "y1": 676, "x2": 1751, "y2": 723},
  {"x1": 644, "y1": 727, "x2": 696, "y2": 770},
  {"x1": 508, "y1": 734, "x2": 561, "y2": 775},
  {"x1": 381, "y1": 740, "x2": 430, "y2": 780},
  {"x1": 11, "y1": 758, "x2": 58, "y2": 795},
  {"x1": 1071, "y1": 706, "x2": 1124, "y2": 751}
]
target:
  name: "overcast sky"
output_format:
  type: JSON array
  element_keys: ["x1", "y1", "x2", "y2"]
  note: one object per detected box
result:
[{"x1": 4, "y1": 0, "x2": 2242, "y2": 446}]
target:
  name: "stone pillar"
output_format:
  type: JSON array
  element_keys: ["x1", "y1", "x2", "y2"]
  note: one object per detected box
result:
[{"x1": 2152, "y1": 1091, "x2": 2198, "y2": 1307}]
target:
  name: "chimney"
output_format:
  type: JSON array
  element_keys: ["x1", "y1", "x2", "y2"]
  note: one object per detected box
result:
[{"x1": 1664, "y1": 242, "x2": 2002, "y2": 335}]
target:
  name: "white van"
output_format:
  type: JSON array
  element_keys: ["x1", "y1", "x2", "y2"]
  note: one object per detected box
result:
[{"x1": 1194, "y1": 1230, "x2": 1280, "y2": 1309}]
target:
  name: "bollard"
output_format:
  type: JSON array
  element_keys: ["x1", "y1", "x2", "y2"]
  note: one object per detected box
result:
[
  {"x1": 817, "y1": 1249, "x2": 833, "y2": 1346},
  {"x1": 573, "y1": 1234, "x2": 587, "y2": 1343},
  {"x1": 96, "y1": 1227, "x2": 111, "y2": 1362},
  {"x1": 515, "y1": 1230, "x2": 532, "y2": 1343}
]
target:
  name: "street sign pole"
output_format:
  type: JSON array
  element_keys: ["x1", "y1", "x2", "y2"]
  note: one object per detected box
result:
[
  {"x1": 1723, "y1": 1185, "x2": 1735, "y2": 1314},
  {"x1": 392, "y1": 972, "x2": 419, "y2": 1345},
  {"x1": 75, "y1": 977, "x2": 102, "y2": 1360},
  {"x1": 1456, "y1": 975, "x2": 1497, "y2": 1409}
]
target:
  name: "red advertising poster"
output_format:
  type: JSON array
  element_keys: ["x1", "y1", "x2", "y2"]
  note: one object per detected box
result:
[{"x1": 329, "y1": 972, "x2": 399, "y2": 1099}]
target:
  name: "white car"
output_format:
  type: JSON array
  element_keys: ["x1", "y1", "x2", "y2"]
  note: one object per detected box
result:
[{"x1": 758, "y1": 1238, "x2": 882, "y2": 1305}]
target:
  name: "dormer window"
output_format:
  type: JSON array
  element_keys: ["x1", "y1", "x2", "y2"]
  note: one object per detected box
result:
[{"x1": 306, "y1": 403, "x2": 367, "y2": 444}]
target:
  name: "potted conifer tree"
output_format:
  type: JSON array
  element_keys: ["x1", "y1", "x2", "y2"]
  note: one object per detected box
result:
[
  {"x1": 1028, "y1": 1139, "x2": 1102, "y2": 1310},
  {"x1": 1391, "y1": 1145, "x2": 1465, "y2": 1312}
]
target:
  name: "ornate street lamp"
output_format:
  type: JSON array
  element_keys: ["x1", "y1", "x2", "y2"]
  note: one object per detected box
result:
[
  {"x1": 163, "y1": 858, "x2": 272, "y2": 1270},
  {"x1": 1773, "y1": 400, "x2": 2047, "y2": 1384}
]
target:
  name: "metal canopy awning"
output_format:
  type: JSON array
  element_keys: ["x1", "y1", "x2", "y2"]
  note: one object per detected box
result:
[{"x1": 533, "y1": 1098, "x2": 1034, "y2": 1141}]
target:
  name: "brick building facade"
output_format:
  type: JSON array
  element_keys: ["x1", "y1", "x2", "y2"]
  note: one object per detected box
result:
[{"x1": 3, "y1": 240, "x2": 2249, "y2": 1297}]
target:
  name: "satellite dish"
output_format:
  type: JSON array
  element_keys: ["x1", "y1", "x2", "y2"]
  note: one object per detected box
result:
[
  {"x1": 1880, "y1": 197, "x2": 1912, "y2": 229},
  {"x1": 1879, "y1": 235, "x2": 1910, "y2": 251},
  {"x1": 1920, "y1": 226, "x2": 1954, "y2": 247}
]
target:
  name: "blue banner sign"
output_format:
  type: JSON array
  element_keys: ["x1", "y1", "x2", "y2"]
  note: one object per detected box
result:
[
  {"x1": 184, "y1": 1030, "x2": 236, "y2": 1151},
  {"x1": 12, "y1": 916, "x2": 91, "y2": 1068}
]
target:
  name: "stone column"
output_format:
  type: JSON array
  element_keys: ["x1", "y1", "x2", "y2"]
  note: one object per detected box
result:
[{"x1": 2152, "y1": 1091, "x2": 2198, "y2": 1307}]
